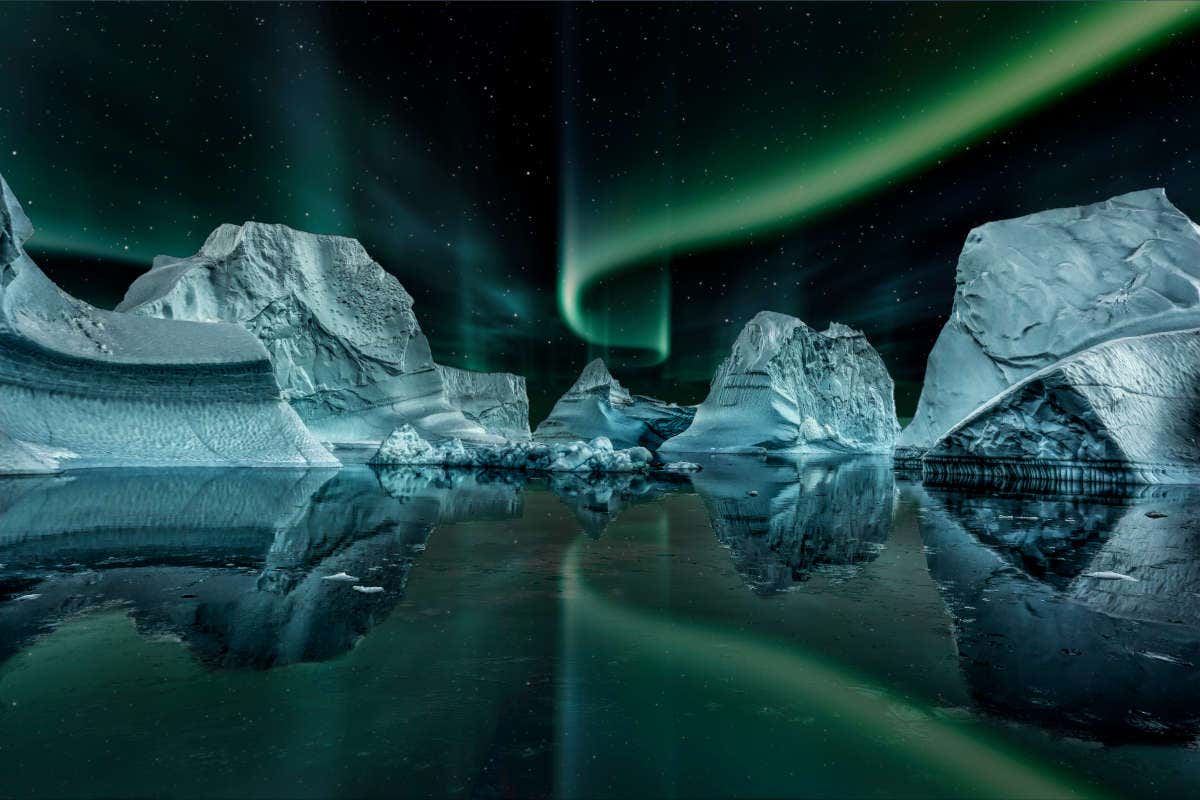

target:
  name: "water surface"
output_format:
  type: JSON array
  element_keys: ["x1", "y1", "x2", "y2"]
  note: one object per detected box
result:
[{"x1": 0, "y1": 457, "x2": 1197, "y2": 798}]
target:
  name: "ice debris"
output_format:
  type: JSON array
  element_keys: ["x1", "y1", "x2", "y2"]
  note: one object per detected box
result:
[{"x1": 370, "y1": 424, "x2": 653, "y2": 473}]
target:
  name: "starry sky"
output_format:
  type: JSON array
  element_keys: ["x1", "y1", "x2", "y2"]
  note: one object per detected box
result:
[{"x1": 4, "y1": 2, "x2": 1200, "y2": 421}]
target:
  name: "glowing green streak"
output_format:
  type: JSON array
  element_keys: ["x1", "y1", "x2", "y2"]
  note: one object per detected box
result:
[
  {"x1": 559, "y1": 2, "x2": 1200, "y2": 359},
  {"x1": 559, "y1": 537, "x2": 1107, "y2": 800}
]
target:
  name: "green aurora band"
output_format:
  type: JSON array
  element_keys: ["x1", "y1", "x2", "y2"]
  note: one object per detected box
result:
[
  {"x1": 558, "y1": 1, "x2": 1200, "y2": 363},
  {"x1": 558, "y1": 535, "x2": 1106, "y2": 799}
]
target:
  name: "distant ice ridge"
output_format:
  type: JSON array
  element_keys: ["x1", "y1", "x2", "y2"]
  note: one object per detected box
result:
[
  {"x1": 0, "y1": 173, "x2": 337, "y2": 473},
  {"x1": 435, "y1": 365, "x2": 530, "y2": 440},
  {"x1": 117, "y1": 221, "x2": 514, "y2": 445},
  {"x1": 370, "y1": 424, "x2": 652, "y2": 473},
  {"x1": 533, "y1": 358, "x2": 694, "y2": 451},
  {"x1": 900, "y1": 189, "x2": 1200, "y2": 458},
  {"x1": 923, "y1": 328, "x2": 1200, "y2": 485},
  {"x1": 660, "y1": 311, "x2": 899, "y2": 456}
]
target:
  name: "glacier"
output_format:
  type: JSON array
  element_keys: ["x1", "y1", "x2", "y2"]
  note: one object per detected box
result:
[
  {"x1": 533, "y1": 358, "x2": 694, "y2": 451},
  {"x1": 117, "y1": 221, "x2": 505, "y2": 445},
  {"x1": 660, "y1": 311, "x2": 899, "y2": 456},
  {"x1": 900, "y1": 189, "x2": 1200, "y2": 458},
  {"x1": 923, "y1": 328, "x2": 1200, "y2": 486},
  {"x1": 370, "y1": 424, "x2": 653, "y2": 473},
  {"x1": 0, "y1": 173, "x2": 337, "y2": 471},
  {"x1": 436, "y1": 364, "x2": 530, "y2": 439}
]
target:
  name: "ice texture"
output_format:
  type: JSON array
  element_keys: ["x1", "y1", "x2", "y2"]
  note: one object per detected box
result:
[
  {"x1": 117, "y1": 221, "x2": 503, "y2": 445},
  {"x1": 435, "y1": 364, "x2": 530, "y2": 439},
  {"x1": 900, "y1": 189, "x2": 1200, "y2": 457},
  {"x1": 534, "y1": 359, "x2": 694, "y2": 451},
  {"x1": 660, "y1": 311, "x2": 899, "y2": 456},
  {"x1": 923, "y1": 328, "x2": 1200, "y2": 485},
  {"x1": 370, "y1": 424, "x2": 653, "y2": 473},
  {"x1": 0, "y1": 174, "x2": 336, "y2": 471}
]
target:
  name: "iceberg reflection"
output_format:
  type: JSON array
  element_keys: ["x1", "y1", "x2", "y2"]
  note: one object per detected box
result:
[
  {"x1": 690, "y1": 455, "x2": 896, "y2": 594},
  {"x1": 915, "y1": 481, "x2": 1200, "y2": 742},
  {"x1": 0, "y1": 466, "x2": 523, "y2": 668},
  {"x1": 548, "y1": 471, "x2": 687, "y2": 536}
]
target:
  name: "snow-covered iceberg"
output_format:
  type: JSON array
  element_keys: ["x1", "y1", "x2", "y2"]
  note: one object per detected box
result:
[
  {"x1": 370, "y1": 424, "x2": 652, "y2": 473},
  {"x1": 900, "y1": 189, "x2": 1200, "y2": 458},
  {"x1": 923, "y1": 328, "x2": 1200, "y2": 486},
  {"x1": 0, "y1": 174, "x2": 336, "y2": 471},
  {"x1": 117, "y1": 221, "x2": 503, "y2": 445},
  {"x1": 533, "y1": 359, "x2": 694, "y2": 451},
  {"x1": 660, "y1": 311, "x2": 899, "y2": 456},
  {"x1": 435, "y1": 364, "x2": 530, "y2": 439}
]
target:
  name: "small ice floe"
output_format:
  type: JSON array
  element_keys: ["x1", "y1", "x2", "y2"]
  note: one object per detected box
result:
[
  {"x1": 661, "y1": 461, "x2": 702, "y2": 473},
  {"x1": 13, "y1": 594, "x2": 41, "y2": 602},
  {"x1": 322, "y1": 571, "x2": 359, "y2": 582},
  {"x1": 998, "y1": 514, "x2": 1039, "y2": 521},
  {"x1": 352, "y1": 585, "x2": 384, "y2": 594},
  {"x1": 1137, "y1": 651, "x2": 1192, "y2": 666},
  {"x1": 1145, "y1": 511, "x2": 1168, "y2": 519},
  {"x1": 1082, "y1": 571, "x2": 1139, "y2": 582}
]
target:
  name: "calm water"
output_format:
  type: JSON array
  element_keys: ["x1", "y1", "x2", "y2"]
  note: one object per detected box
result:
[{"x1": 0, "y1": 456, "x2": 1197, "y2": 798}]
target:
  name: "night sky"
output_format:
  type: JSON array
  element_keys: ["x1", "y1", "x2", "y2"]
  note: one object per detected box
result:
[{"x1": 5, "y1": 2, "x2": 1200, "y2": 422}]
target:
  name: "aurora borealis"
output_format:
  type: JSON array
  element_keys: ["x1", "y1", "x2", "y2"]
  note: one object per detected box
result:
[
  {"x1": 5, "y1": 2, "x2": 1200, "y2": 418},
  {"x1": 560, "y1": 2, "x2": 1200, "y2": 362}
]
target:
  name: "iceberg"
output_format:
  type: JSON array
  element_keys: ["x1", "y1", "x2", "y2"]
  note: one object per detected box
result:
[
  {"x1": 117, "y1": 221, "x2": 503, "y2": 445},
  {"x1": 660, "y1": 311, "x2": 899, "y2": 456},
  {"x1": 900, "y1": 189, "x2": 1200, "y2": 457},
  {"x1": 0, "y1": 174, "x2": 336, "y2": 471},
  {"x1": 435, "y1": 364, "x2": 530, "y2": 439},
  {"x1": 533, "y1": 359, "x2": 694, "y2": 451},
  {"x1": 923, "y1": 328, "x2": 1200, "y2": 485},
  {"x1": 370, "y1": 424, "x2": 652, "y2": 473}
]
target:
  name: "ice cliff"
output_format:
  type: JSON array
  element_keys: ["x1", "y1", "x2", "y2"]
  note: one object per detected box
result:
[
  {"x1": 0, "y1": 174, "x2": 336, "y2": 472},
  {"x1": 436, "y1": 364, "x2": 530, "y2": 439},
  {"x1": 922, "y1": 328, "x2": 1200, "y2": 485},
  {"x1": 900, "y1": 189, "x2": 1200, "y2": 457},
  {"x1": 533, "y1": 358, "x2": 694, "y2": 451},
  {"x1": 371, "y1": 424, "x2": 653, "y2": 473},
  {"x1": 660, "y1": 311, "x2": 899, "y2": 456},
  {"x1": 117, "y1": 221, "x2": 506, "y2": 445}
]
